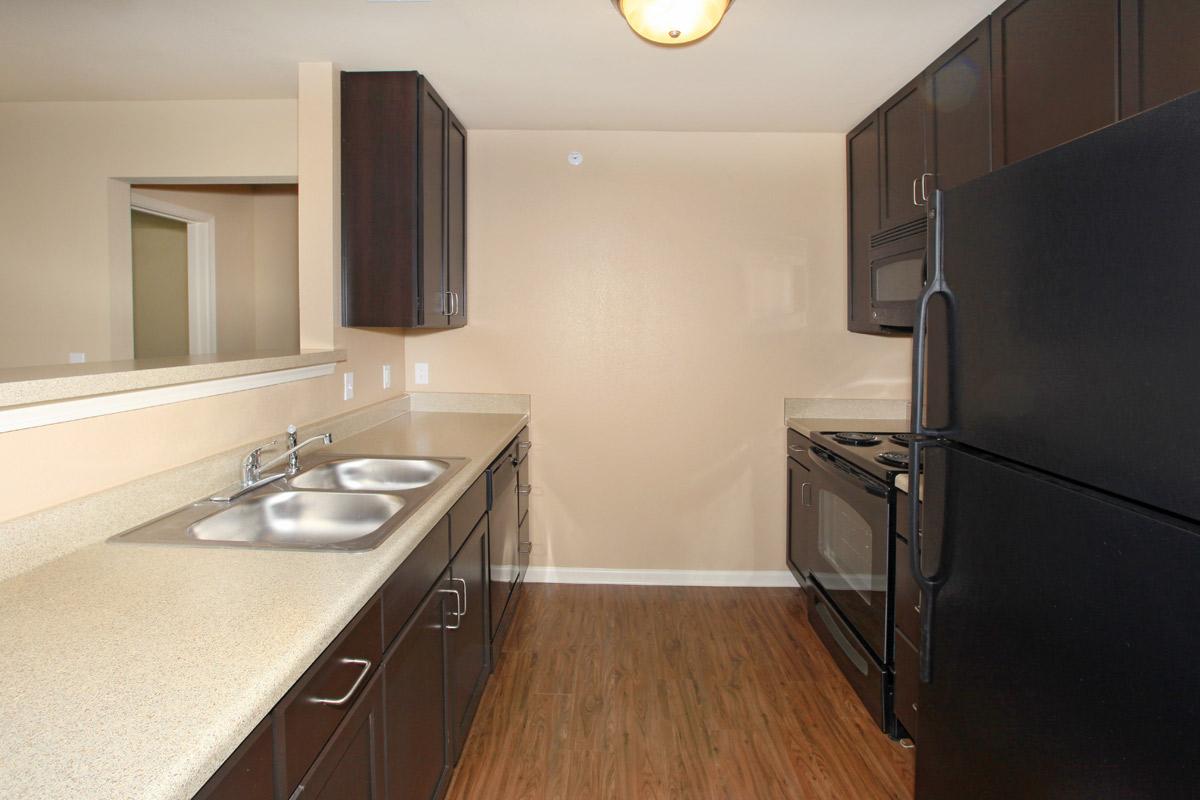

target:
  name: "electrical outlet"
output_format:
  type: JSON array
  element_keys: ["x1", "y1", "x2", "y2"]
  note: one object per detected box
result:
[
  {"x1": 414, "y1": 362, "x2": 429, "y2": 385},
  {"x1": 382, "y1": 364, "x2": 392, "y2": 390},
  {"x1": 69, "y1": 352, "x2": 86, "y2": 364},
  {"x1": 343, "y1": 371, "x2": 355, "y2": 401}
]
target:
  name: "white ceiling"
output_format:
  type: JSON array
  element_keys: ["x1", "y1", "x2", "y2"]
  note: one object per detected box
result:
[{"x1": 0, "y1": 0, "x2": 999, "y2": 132}]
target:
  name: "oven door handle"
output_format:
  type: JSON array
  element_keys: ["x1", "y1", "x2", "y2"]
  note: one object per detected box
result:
[{"x1": 808, "y1": 446, "x2": 888, "y2": 499}]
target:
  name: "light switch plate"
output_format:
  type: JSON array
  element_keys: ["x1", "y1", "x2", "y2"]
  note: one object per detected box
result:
[
  {"x1": 414, "y1": 362, "x2": 429, "y2": 385},
  {"x1": 343, "y1": 371, "x2": 355, "y2": 401},
  {"x1": 382, "y1": 364, "x2": 392, "y2": 390}
]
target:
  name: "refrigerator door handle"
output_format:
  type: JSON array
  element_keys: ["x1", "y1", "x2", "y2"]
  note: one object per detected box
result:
[{"x1": 912, "y1": 190, "x2": 950, "y2": 438}]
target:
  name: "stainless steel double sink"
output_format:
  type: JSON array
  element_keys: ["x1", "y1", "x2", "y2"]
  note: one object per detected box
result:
[{"x1": 110, "y1": 454, "x2": 468, "y2": 552}]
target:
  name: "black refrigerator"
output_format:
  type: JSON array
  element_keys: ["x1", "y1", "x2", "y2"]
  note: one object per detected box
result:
[{"x1": 908, "y1": 90, "x2": 1200, "y2": 799}]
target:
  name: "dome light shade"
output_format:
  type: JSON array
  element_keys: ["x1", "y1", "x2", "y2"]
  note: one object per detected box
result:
[{"x1": 615, "y1": 0, "x2": 733, "y2": 45}]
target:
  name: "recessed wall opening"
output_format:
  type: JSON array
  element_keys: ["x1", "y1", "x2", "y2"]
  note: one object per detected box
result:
[{"x1": 128, "y1": 183, "x2": 300, "y2": 361}]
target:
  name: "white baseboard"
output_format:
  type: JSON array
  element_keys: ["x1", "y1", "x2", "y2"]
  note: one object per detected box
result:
[{"x1": 524, "y1": 567, "x2": 799, "y2": 588}]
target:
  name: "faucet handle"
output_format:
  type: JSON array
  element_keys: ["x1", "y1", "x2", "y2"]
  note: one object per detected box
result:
[{"x1": 243, "y1": 440, "x2": 278, "y2": 482}]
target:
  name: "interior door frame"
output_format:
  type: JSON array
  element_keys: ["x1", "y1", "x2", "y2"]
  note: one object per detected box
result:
[{"x1": 130, "y1": 191, "x2": 218, "y2": 355}]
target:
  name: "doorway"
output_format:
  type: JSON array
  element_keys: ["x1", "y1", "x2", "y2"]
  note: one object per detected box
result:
[{"x1": 129, "y1": 191, "x2": 217, "y2": 358}]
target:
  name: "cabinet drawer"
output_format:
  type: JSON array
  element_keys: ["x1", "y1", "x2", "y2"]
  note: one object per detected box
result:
[
  {"x1": 895, "y1": 535, "x2": 922, "y2": 646},
  {"x1": 193, "y1": 717, "x2": 273, "y2": 800},
  {"x1": 277, "y1": 598, "x2": 382, "y2": 798},
  {"x1": 450, "y1": 473, "x2": 487, "y2": 557},
  {"x1": 787, "y1": 429, "x2": 812, "y2": 461},
  {"x1": 383, "y1": 515, "x2": 450, "y2": 646},
  {"x1": 894, "y1": 629, "x2": 919, "y2": 740},
  {"x1": 517, "y1": 454, "x2": 530, "y2": 525}
]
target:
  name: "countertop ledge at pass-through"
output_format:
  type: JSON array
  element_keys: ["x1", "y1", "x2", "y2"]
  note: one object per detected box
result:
[{"x1": 0, "y1": 409, "x2": 528, "y2": 800}]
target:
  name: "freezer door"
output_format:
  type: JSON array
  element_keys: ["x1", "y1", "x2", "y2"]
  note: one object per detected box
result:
[
  {"x1": 920, "y1": 90, "x2": 1200, "y2": 522},
  {"x1": 914, "y1": 444, "x2": 1200, "y2": 799}
]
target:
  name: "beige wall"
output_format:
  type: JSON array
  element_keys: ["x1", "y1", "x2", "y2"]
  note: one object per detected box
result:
[
  {"x1": 0, "y1": 99, "x2": 297, "y2": 368},
  {"x1": 130, "y1": 210, "x2": 189, "y2": 358},
  {"x1": 404, "y1": 131, "x2": 912, "y2": 572},
  {"x1": 0, "y1": 68, "x2": 407, "y2": 524},
  {"x1": 133, "y1": 184, "x2": 300, "y2": 354},
  {"x1": 253, "y1": 186, "x2": 301, "y2": 352}
]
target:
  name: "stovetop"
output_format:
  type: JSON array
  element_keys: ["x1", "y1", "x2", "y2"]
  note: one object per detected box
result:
[{"x1": 810, "y1": 430, "x2": 932, "y2": 484}]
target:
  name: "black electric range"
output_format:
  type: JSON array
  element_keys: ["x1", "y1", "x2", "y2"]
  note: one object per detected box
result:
[{"x1": 809, "y1": 431, "x2": 930, "y2": 484}]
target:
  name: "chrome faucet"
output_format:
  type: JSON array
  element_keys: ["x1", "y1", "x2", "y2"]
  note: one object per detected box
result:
[
  {"x1": 213, "y1": 427, "x2": 334, "y2": 502},
  {"x1": 250, "y1": 428, "x2": 334, "y2": 483}
]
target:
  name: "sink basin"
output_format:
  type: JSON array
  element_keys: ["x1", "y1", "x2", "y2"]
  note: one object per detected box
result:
[
  {"x1": 290, "y1": 457, "x2": 450, "y2": 492},
  {"x1": 188, "y1": 491, "x2": 404, "y2": 549},
  {"x1": 110, "y1": 454, "x2": 468, "y2": 552}
]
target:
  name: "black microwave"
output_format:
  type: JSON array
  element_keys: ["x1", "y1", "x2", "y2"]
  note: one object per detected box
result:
[{"x1": 868, "y1": 217, "x2": 927, "y2": 328}]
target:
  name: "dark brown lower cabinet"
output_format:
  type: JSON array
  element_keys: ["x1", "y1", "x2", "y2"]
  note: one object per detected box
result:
[
  {"x1": 292, "y1": 672, "x2": 386, "y2": 800},
  {"x1": 447, "y1": 517, "x2": 490, "y2": 762},
  {"x1": 384, "y1": 580, "x2": 451, "y2": 800},
  {"x1": 894, "y1": 629, "x2": 920, "y2": 741},
  {"x1": 193, "y1": 718, "x2": 274, "y2": 800},
  {"x1": 488, "y1": 443, "x2": 520, "y2": 640}
]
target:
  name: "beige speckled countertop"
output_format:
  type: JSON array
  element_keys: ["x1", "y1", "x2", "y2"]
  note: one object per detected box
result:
[
  {"x1": 786, "y1": 417, "x2": 910, "y2": 438},
  {"x1": 0, "y1": 410, "x2": 527, "y2": 800}
]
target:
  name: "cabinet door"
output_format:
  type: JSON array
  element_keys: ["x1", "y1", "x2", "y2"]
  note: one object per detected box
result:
[
  {"x1": 926, "y1": 20, "x2": 992, "y2": 193},
  {"x1": 294, "y1": 673, "x2": 386, "y2": 800},
  {"x1": 446, "y1": 115, "x2": 467, "y2": 328},
  {"x1": 990, "y1": 0, "x2": 1121, "y2": 166},
  {"x1": 879, "y1": 77, "x2": 928, "y2": 228},
  {"x1": 447, "y1": 516, "x2": 489, "y2": 761},
  {"x1": 384, "y1": 583, "x2": 450, "y2": 800},
  {"x1": 786, "y1": 456, "x2": 813, "y2": 586},
  {"x1": 1120, "y1": 0, "x2": 1200, "y2": 115},
  {"x1": 419, "y1": 81, "x2": 449, "y2": 328},
  {"x1": 846, "y1": 114, "x2": 881, "y2": 334},
  {"x1": 341, "y1": 71, "x2": 421, "y2": 328}
]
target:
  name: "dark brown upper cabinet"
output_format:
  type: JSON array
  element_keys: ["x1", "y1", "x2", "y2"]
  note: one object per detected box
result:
[
  {"x1": 846, "y1": 115, "x2": 882, "y2": 335},
  {"x1": 990, "y1": 0, "x2": 1121, "y2": 167},
  {"x1": 341, "y1": 71, "x2": 467, "y2": 329},
  {"x1": 879, "y1": 78, "x2": 929, "y2": 229},
  {"x1": 925, "y1": 20, "x2": 993, "y2": 193},
  {"x1": 1120, "y1": 0, "x2": 1200, "y2": 116}
]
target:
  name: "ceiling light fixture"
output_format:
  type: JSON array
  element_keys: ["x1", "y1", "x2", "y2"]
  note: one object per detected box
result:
[{"x1": 612, "y1": 0, "x2": 734, "y2": 46}]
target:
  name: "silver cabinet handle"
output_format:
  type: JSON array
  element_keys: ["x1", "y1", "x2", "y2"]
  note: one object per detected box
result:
[
  {"x1": 310, "y1": 658, "x2": 371, "y2": 706},
  {"x1": 438, "y1": 587, "x2": 462, "y2": 630},
  {"x1": 788, "y1": 444, "x2": 806, "y2": 455},
  {"x1": 454, "y1": 291, "x2": 461, "y2": 316},
  {"x1": 920, "y1": 172, "x2": 934, "y2": 203},
  {"x1": 801, "y1": 481, "x2": 812, "y2": 507},
  {"x1": 518, "y1": 541, "x2": 532, "y2": 554},
  {"x1": 912, "y1": 176, "x2": 921, "y2": 207},
  {"x1": 452, "y1": 577, "x2": 467, "y2": 616},
  {"x1": 517, "y1": 485, "x2": 532, "y2": 495},
  {"x1": 518, "y1": 441, "x2": 532, "y2": 451}
]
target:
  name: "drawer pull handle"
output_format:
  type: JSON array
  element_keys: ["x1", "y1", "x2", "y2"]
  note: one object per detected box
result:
[
  {"x1": 788, "y1": 444, "x2": 807, "y2": 454},
  {"x1": 518, "y1": 541, "x2": 533, "y2": 554},
  {"x1": 518, "y1": 441, "x2": 532, "y2": 451},
  {"x1": 438, "y1": 587, "x2": 463, "y2": 630},
  {"x1": 517, "y1": 485, "x2": 532, "y2": 495},
  {"x1": 453, "y1": 577, "x2": 468, "y2": 616},
  {"x1": 311, "y1": 658, "x2": 371, "y2": 706}
]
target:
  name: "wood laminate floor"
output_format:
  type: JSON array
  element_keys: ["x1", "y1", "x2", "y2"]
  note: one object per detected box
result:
[{"x1": 445, "y1": 584, "x2": 914, "y2": 799}]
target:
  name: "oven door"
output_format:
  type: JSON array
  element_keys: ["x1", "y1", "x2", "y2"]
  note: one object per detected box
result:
[{"x1": 805, "y1": 445, "x2": 891, "y2": 660}]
